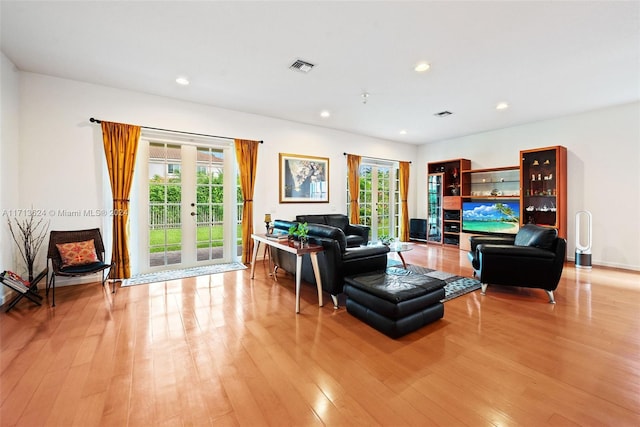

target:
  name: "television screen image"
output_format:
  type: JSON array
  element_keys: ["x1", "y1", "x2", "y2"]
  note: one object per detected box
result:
[{"x1": 462, "y1": 200, "x2": 520, "y2": 234}]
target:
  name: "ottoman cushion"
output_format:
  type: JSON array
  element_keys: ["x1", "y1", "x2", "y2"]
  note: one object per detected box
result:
[{"x1": 344, "y1": 270, "x2": 445, "y2": 303}]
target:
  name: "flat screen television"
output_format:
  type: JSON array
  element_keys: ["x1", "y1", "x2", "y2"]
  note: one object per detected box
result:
[{"x1": 462, "y1": 200, "x2": 520, "y2": 235}]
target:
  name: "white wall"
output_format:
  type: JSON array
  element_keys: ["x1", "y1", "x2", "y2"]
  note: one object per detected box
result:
[
  {"x1": 8, "y1": 67, "x2": 639, "y2": 305},
  {"x1": 417, "y1": 102, "x2": 640, "y2": 271},
  {"x1": 16, "y1": 72, "x2": 419, "y2": 280},
  {"x1": 0, "y1": 53, "x2": 21, "y2": 305}
]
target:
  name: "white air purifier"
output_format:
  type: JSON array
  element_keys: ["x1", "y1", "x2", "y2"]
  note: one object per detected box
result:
[{"x1": 575, "y1": 211, "x2": 592, "y2": 269}]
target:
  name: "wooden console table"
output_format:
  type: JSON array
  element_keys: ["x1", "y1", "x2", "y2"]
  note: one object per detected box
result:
[{"x1": 250, "y1": 234, "x2": 324, "y2": 313}]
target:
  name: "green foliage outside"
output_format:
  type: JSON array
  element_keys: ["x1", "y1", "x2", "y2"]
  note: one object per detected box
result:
[
  {"x1": 149, "y1": 171, "x2": 241, "y2": 225},
  {"x1": 149, "y1": 224, "x2": 243, "y2": 252},
  {"x1": 349, "y1": 166, "x2": 395, "y2": 233},
  {"x1": 148, "y1": 170, "x2": 244, "y2": 252}
]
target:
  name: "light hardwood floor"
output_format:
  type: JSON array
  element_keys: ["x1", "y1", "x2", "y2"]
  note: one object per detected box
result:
[{"x1": 1, "y1": 244, "x2": 639, "y2": 426}]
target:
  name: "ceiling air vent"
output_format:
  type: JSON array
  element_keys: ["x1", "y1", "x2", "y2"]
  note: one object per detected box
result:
[
  {"x1": 434, "y1": 111, "x2": 453, "y2": 117},
  {"x1": 289, "y1": 59, "x2": 315, "y2": 73}
]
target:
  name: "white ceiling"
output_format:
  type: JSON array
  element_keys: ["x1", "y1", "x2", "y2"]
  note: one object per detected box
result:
[{"x1": 2, "y1": 1, "x2": 639, "y2": 144}]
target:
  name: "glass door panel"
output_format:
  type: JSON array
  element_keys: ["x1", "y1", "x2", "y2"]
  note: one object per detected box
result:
[
  {"x1": 148, "y1": 144, "x2": 183, "y2": 267},
  {"x1": 196, "y1": 147, "x2": 224, "y2": 261},
  {"x1": 352, "y1": 161, "x2": 398, "y2": 242},
  {"x1": 375, "y1": 166, "x2": 391, "y2": 240},
  {"x1": 427, "y1": 173, "x2": 443, "y2": 243}
]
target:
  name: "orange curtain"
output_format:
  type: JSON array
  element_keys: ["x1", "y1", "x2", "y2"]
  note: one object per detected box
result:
[
  {"x1": 347, "y1": 154, "x2": 361, "y2": 224},
  {"x1": 399, "y1": 161, "x2": 410, "y2": 242},
  {"x1": 101, "y1": 121, "x2": 141, "y2": 279},
  {"x1": 235, "y1": 139, "x2": 260, "y2": 263}
]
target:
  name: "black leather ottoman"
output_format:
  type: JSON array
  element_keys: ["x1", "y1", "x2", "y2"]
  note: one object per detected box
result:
[{"x1": 344, "y1": 268, "x2": 446, "y2": 338}]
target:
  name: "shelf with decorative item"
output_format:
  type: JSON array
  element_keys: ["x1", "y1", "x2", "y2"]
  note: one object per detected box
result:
[
  {"x1": 466, "y1": 196, "x2": 520, "y2": 200},
  {"x1": 461, "y1": 165, "x2": 520, "y2": 198}
]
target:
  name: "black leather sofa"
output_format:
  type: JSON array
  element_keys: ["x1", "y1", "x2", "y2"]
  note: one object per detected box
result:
[
  {"x1": 271, "y1": 220, "x2": 389, "y2": 307},
  {"x1": 467, "y1": 224, "x2": 566, "y2": 303},
  {"x1": 295, "y1": 214, "x2": 369, "y2": 247}
]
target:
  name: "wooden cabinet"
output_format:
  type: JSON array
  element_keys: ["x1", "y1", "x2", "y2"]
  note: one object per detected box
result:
[
  {"x1": 520, "y1": 146, "x2": 567, "y2": 238},
  {"x1": 427, "y1": 158, "x2": 471, "y2": 246}
]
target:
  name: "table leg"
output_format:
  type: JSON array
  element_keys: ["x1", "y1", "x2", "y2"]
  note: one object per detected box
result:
[
  {"x1": 398, "y1": 251, "x2": 407, "y2": 269},
  {"x1": 295, "y1": 254, "x2": 303, "y2": 313},
  {"x1": 309, "y1": 252, "x2": 324, "y2": 307},
  {"x1": 266, "y1": 245, "x2": 274, "y2": 277},
  {"x1": 250, "y1": 239, "x2": 260, "y2": 279}
]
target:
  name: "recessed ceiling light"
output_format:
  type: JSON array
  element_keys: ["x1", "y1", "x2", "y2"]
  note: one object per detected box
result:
[
  {"x1": 176, "y1": 76, "x2": 190, "y2": 86},
  {"x1": 414, "y1": 62, "x2": 430, "y2": 72},
  {"x1": 496, "y1": 102, "x2": 509, "y2": 110},
  {"x1": 320, "y1": 110, "x2": 330, "y2": 118},
  {"x1": 399, "y1": 130, "x2": 407, "y2": 135}
]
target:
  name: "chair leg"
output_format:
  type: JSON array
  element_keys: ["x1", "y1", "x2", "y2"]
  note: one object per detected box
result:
[
  {"x1": 47, "y1": 274, "x2": 56, "y2": 307},
  {"x1": 331, "y1": 294, "x2": 339, "y2": 309},
  {"x1": 46, "y1": 273, "x2": 56, "y2": 307},
  {"x1": 481, "y1": 283, "x2": 488, "y2": 295},
  {"x1": 545, "y1": 290, "x2": 556, "y2": 304},
  {"x1": 104, "y1": 264, "x2": 116, "y2": 294},
  {"x1": 102, "y1": 270, "x2": 115, "y2": 294}
]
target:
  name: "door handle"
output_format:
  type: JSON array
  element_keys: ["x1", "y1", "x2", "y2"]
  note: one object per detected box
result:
[{"x1": 190, "y1": 212, "x2": 196, "y2": 216}]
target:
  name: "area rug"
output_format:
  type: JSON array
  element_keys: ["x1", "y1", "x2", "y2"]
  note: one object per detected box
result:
[
  {"x1": 121, "y1": 262, "x2": 247, "y2": 287},
  {"x1": 391, "y1": 265, "x2": 481, "y2": 302}
]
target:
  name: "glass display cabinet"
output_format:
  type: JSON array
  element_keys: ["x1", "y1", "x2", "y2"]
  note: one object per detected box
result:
[
  {"x1": 427, "y1": 158, "x2": 470, "y2": 246},
  {"x1": 427, "y1": 173, "x2": 443, "y2": 243},
  {"x1": 520, "y1": 146, "x2": 567, "y2": 238}
]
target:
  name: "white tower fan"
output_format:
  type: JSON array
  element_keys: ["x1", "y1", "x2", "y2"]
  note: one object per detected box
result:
[{"x1": 575, "y1": 211, "x2": 592, "y2": 269}]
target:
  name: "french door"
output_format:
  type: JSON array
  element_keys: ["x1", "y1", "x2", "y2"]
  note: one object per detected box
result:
[
  {"x1": 136, "y1": 138, "x2": 237, "y2": 273},
  {"x1": 355, "y1": 161, "x2": 399, "y2": 241}
]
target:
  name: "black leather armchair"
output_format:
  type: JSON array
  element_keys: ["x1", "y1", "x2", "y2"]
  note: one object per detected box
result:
[
  {"x1": 271, "y1": 220, "x2": 389, "y2": 307},
  {"x1": 467, "y1": 224, "x2": 566, "y2": 303},
  {"x1": 296, "y1": 214, "x2": 369, "y2": 247}
]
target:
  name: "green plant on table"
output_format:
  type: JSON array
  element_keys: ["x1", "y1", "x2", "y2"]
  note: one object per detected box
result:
[
  {"x1": 288, "y1": 222, "x2": 309, "y2": 242},
  {"x1": 379, "y1": 234, "x2": 395, "y2": 245}
]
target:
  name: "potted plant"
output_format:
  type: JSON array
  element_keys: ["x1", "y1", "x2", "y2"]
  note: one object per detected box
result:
[
  {"x1": 379, "y1": 234, "x2": 395, "y2": 246},
  {"x1": 7, "y1": 210, "x2": 49, "y2": 282},
  {"x1": 288, "y1": 222, "x2": 309, "y2": 246}
]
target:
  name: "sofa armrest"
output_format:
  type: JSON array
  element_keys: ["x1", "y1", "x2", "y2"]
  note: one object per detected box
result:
[
  {"x1": 341, "y1": 245, "x2": 389, "y2": 279},
  {"x1": 342, "y1": 245, "x2": 389, "y2": 261},
  {"x1": 469, "y1": 234, "x2": 515, "y2": 252},
  {"x1": 345, "y1": 223, "x2": 370, "y2": 239},
  {"x1": 273, "y1": 219, "x2": 297, "y2": 233},
  {"x1": 477, "y1": 244, "x2": 556, "y2": 260}
]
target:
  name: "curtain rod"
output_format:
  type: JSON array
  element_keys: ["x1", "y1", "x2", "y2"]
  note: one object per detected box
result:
[
  {"x1": 89, "y1": 118, "x2": 263, "y2": 143},
  {"x1": 343, "y1": 152, "x2": 411, "y2": 164}
]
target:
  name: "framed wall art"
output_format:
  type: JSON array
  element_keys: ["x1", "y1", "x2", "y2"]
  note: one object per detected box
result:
[{"x1": 279, "y1": 153, "x2": 329, "y2": 203}]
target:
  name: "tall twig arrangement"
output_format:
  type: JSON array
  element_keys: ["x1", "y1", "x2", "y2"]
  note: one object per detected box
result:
[{"x1": 7, "y1": 213, "x2": 49, "y2": 281}]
